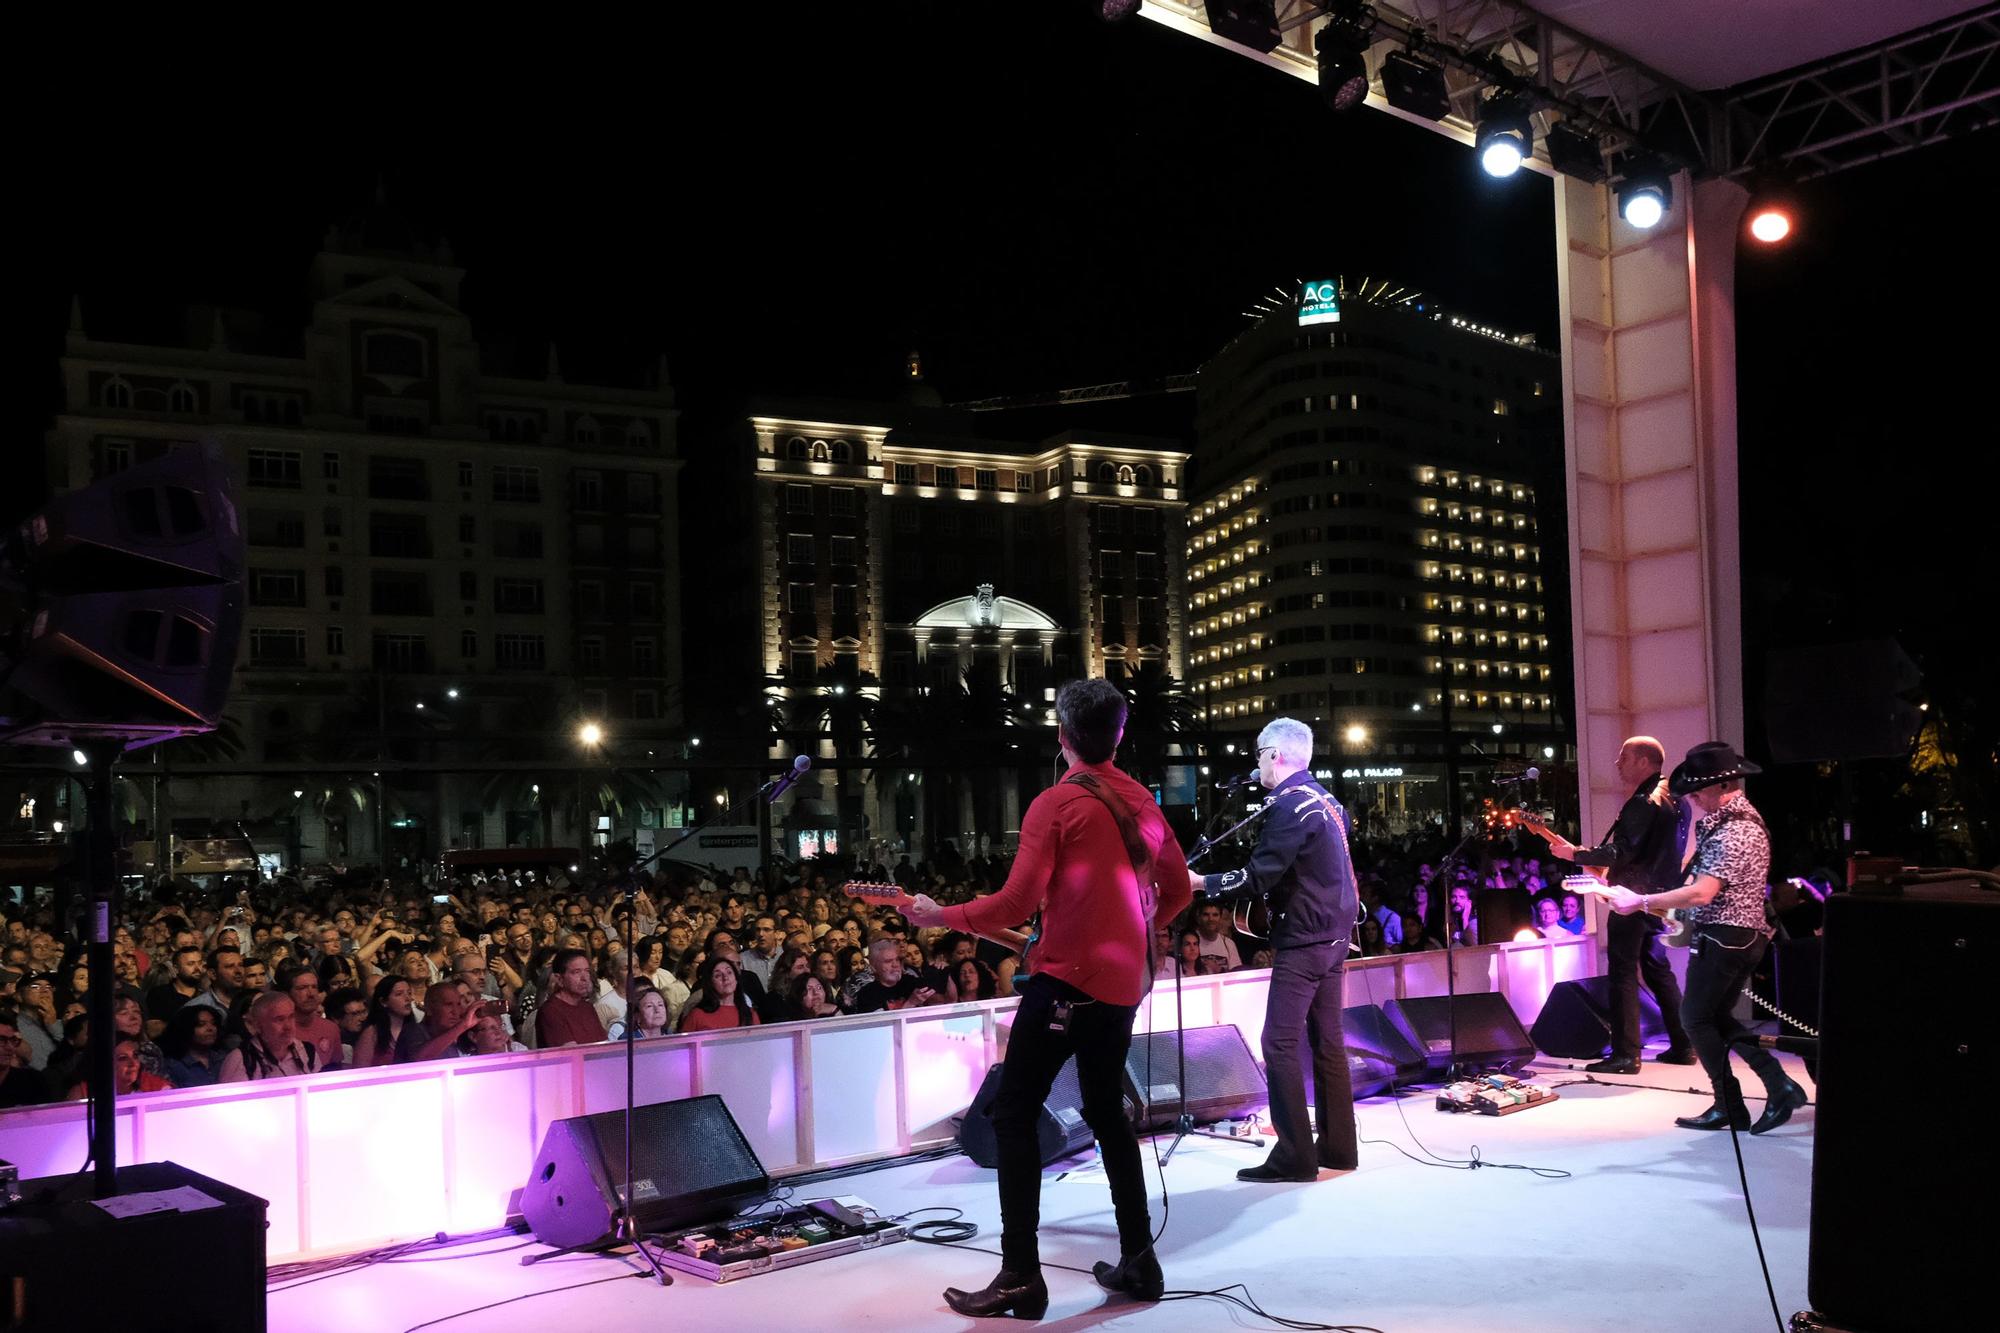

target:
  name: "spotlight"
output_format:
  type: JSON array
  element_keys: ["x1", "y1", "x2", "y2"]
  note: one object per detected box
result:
[
  {"x1": 1543, "y1": 122, "x2": 1606, "y2": 182},
  {"x1": 1476, "y1": 94, "x2": 1533, "y2": 177},
  {"x1": 1744, "y1": 181, "x2": 1799, "y2": 245},
  {"x1": 1204, "y1": 0, "x2": 1280, "y2": 53},
  {"x1": 1380, "y1": 48, "x2": 1450, "y2": 122},
  {"x1": 1315, "y1": 21, "x2": 1370, "y2": 113},
  {"x1": 1617, "y1": 159, "x2": 1673, "y2": 229}
]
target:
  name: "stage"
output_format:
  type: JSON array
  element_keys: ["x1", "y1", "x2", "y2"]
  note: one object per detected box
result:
[{"x1": 268, "y1": 1045, "x2": 1815, "y2": 1333}]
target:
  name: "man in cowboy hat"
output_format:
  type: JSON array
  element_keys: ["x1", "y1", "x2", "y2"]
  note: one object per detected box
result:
[{"x1": 1602, "y1": 742, "x2": 1808, "y2": 1135}]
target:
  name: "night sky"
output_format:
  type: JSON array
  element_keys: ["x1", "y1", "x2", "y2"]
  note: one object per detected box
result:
[{"x1": 13, "y1": 5, "x2": 1995, "y2": 842}]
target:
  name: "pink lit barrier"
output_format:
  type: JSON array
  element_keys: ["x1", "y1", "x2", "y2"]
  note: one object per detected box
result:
[{"x1": 0, "y1": 932, "x2": 1592, "y2": 1259}]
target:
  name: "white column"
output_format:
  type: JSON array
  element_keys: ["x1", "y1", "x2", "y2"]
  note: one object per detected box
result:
[{"x1": 1557, "y1": 172, "x2": 1748, "y2": 844}]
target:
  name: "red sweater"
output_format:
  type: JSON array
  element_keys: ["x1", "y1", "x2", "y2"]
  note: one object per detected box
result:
[
  {"x1": 535, "y1": 994, "x2": 608, "y2": 1048},
  {"x1": 940, "y1": 760, "x2": 1192, "y2": 1006}
]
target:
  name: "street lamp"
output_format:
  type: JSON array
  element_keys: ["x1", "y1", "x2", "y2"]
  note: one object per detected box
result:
[
  {"x1": 1344, "y1": 724, "x2": 1369, "y2": 746},
  {"x1": 577, "y1": 722, "x2": 604, "y2": 845}
]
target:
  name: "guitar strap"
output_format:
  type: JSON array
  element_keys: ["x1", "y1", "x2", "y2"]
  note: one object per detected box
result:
[{"x1": 1062, "y1": 772, "x2": 1161, "y2": 997}]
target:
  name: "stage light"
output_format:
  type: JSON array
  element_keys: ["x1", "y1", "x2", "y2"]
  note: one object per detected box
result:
[
  {"x1": 1543, "y1": 122, "x2": 1606, "y2": 182},
  {"x1": 1744, "y1": 181, "x2": 1798, "y2": 245},
  {"x1": 1513, "y1": 927, "x2": 1541, "y2": 943},
  {"x1": 1380, "y1": 49, "x2": 1450, "y2": 122},
  {"x1": 1205, "y1": 0, "x2": 1280, "y2": 53},
  {"x1": 1315, "y1": 20, "x2": 1370, "y2": 113},
  {"x1": 1617, "y1": 161, "x2": 1673, "y2": 229},
  {"x1": 1476, "y1": 95, "x2": 1533, "y2": 178}
]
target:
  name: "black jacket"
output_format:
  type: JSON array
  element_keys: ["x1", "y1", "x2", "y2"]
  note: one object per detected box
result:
[
  {"x1": 1208, "y1": 777, "x2": 1359, "y2": 950},
  {"x1": 1568, "y1": 775, "x2": 1684, "y2": 892}
]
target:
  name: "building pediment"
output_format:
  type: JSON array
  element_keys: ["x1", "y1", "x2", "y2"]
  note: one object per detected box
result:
[
  {"x1": 318, "y1": 274, "x2": 464, "y2": 321},
  {"x1": 913, "y1": 587, "x2": 1059, "y2": 632}
]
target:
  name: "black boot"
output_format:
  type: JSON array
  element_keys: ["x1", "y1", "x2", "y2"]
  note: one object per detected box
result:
[
  {"x1": 1676, "y1": 1075, "x2": 1751, "y2": 1131},
  {"x1": 1751, "y1": 1075, "x2": 1808, "y2": 1135},
  {"x1": 1093, "y1": 1248, "x2": 1164, "y2": 1302},
  {"x1": 943, "y1": 1269, "x2": 1049, "y2": 1320}
]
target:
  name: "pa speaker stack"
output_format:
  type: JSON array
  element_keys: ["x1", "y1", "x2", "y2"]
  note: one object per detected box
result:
[
  {"x1": 1801, "y1": 884, "x2": 1992, "y2": 1332},
  {"x1": 1341, "y1": 1003, "x2": 1429, "y2": 1096},
  {"x1": 958, "y1": 1056, "x2": 1096, "y2": 1169},
  {"x1": 521, "y1": 1094, "x2": 769, "y2": 1249}
]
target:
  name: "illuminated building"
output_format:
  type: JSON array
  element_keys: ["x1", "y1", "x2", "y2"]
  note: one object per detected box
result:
[{"x1": 1188, "y1": 278, "x2": 1570, "y2": 826}]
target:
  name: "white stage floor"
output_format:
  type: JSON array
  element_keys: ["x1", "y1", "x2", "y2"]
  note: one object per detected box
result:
[{"x1": 268, "y1": 1048, "x2": 1817, "y2": 1333}]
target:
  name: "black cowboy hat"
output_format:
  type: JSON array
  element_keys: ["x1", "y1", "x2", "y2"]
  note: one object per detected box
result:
[{"x1": 1670, "y1": 741, "x2": 1763, "y2": 795}]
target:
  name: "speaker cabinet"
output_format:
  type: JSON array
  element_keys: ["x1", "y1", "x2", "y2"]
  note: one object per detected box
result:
[
  {"x1": 520, "y1": 1094, "x2": 768, "y2": 1249},
  {"x1": 1386, "y1": 993, "x2": 1536, "y2": 1077},
  {"x1": 1121, "y1": 1024, "x2": 1267, "y2": 1128},
  {"x1": 957, "y1": 1057, "x2": 1096, "y2": 1169},
  {"x1": 1341, "y1": 1002, "x2": 1429, "y2": 1095},
  {"x1": 0, "y1": 1161, "x2": 266, "y2": 1333},
  {"x1": 1530, "y1": 977, "x2": 1666, "y2": 1059},
  {"x1": 1805, "y1": 886, "x2": 1993, "y2": 1332}
]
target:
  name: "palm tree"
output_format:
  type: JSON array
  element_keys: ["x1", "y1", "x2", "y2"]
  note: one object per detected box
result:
[{"x1": 1118, "y1": 670, "x2": 1197, "y2": 788}]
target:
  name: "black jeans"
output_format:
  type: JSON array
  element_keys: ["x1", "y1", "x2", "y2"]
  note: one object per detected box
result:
[
  {"x1": 991, "y1": 974, "x2": 1150, "y2": 1273},
  {"x1": 1605, "y1": 910, "x2": 1691, "y2": 1060},
  {"x1": 1681, "y1": 925, "x2": 1786, "y2": 1096},
  {"x1": 1262, "y1": 942, "x2": 1356, "y2": 1173}
]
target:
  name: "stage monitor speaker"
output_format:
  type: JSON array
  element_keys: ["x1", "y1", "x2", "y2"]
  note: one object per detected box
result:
[
  {"x1": 1529, "y1": 977, "x2": 1666, "y2": 1059},
  {"x1": 520, "y1": 1093, "x2": 768, "y2": 1250},
  {"x1": 1387, "y1": 993, "x2": 1536, "y2": 1077},
  {"x1": 1122, "y1": 1024, "x2": 1267, "y2": 1129},
  {"x1": 1341, "y1": 1002, "x2": 1429, "y2": 1096},
  {"x1": 957, "y1": 1057, "x2": 1096, "y2": 1169},
  {"x1": 1805, "y1": 885, "x2": 1993, "y2": 1333}
]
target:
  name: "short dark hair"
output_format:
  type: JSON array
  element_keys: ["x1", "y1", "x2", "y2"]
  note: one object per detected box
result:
[
  {"x1": 1056, "y1": 679, "x2": 1127, "y2": 764},
  {"x1": 551, "y1": 948, "x2": 591, "y2": 977}
]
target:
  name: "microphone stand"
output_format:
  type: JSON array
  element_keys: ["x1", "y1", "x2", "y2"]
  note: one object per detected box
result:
[
  {"x1": 592, "y1": 758, "x2": 804, "y2": 1286},
  {"x1": 1161, "y1": 795, "x2": 1277, "y2": 1166}
]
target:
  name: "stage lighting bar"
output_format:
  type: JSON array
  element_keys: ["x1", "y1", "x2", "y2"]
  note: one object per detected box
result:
[
  {"x1": 1476, "y1": 94, "x2": 1533, "y2": 177},
  {"x1": 1379, "y1": 48, "x2": 1451, "y2": 122}
]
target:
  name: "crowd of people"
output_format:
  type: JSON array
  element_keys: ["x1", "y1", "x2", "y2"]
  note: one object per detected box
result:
[{"x1": 0, "y1": 825, "x2": 1823, "y2": 1111}]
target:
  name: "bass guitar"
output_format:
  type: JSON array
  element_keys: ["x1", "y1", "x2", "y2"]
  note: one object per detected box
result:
[{"x1": 1560, "y1": 873, "x2": 1692, "y2": 948}]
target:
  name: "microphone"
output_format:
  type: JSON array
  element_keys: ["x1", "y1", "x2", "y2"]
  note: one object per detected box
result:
[
  {"x1": 1492, "y1": 767, "x2": 1541, "y2": 785},
  {"x1": 1218, "y1": 768, "x2": 1260, "y2": 790},
  {"x1": 761, "y1": 755, "x2": 812, "y2": 803}
]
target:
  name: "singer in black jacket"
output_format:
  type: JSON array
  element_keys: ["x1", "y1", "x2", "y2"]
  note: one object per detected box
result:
[
  {"x1": 1190, "y1": 718, "x2": 1359, "y2": 1183},
  {"x1": 1545, "y1": 736, "x2": 1694, "y2": 1073}
]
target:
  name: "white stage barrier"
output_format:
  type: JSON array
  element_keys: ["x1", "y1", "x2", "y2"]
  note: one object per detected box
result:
[{"x1": 0, "y1": 932, "x2": 1595, "y2": 1259}]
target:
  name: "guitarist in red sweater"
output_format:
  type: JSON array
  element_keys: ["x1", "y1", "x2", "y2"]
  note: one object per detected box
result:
[{"x1": 907, "y1": 679, "x2": 1191, "y2": 1319}]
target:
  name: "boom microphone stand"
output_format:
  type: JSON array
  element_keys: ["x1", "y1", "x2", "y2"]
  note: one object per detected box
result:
[
  {"x1": 589, "y1": 755, "x2": 809, "y2": 1286},
  {"x1": 1161, "y1": 793, "x2": 1277, "y2": 1165}
]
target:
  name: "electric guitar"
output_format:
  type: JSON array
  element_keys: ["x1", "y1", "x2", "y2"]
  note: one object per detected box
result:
[
  {"x1": 1560, "y1": 873, "x2": 1693, "y2": 948},
  {"x1": 837, "y1": 881, "x2": 1036, "y2": 963}
]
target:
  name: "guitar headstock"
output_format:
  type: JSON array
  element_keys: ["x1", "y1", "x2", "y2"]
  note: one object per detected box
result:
[{"x1": 839, "y1": 880, "x2": 912, "y2": 905}]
